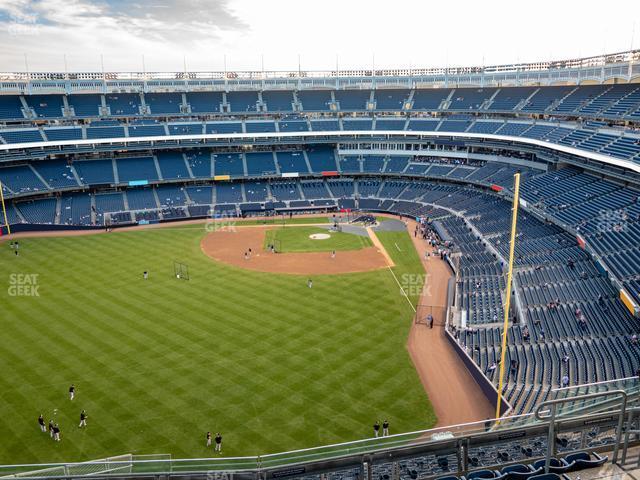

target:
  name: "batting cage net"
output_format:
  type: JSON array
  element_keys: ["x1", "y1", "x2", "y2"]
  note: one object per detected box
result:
[
  {"x1": 264, "y1": 234, "x2": 282, "y2": 253},
  {"x1": 414, "y1": 305, "x2": 448, "y2": 326},
  {"x1": 173, "y1": 262, "x2": 190, "y2": 280}
]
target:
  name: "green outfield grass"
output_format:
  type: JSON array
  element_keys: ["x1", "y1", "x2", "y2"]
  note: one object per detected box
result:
[
  {"x1": 0, "y1": 225, "x2": 434, "y2": 465},
  {"x1": 263, "y1": 226, "x2": 372, "y2": 253}
]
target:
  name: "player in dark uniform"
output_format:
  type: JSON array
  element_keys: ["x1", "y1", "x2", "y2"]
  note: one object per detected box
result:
[
  {"x1": 382, "y1": 420, "x2": 390, "y2": 436},
  {"x1": 38, "y1": 414, "x2": 46, "y2": 433},
  {"x1": 48, "y1": 419, "x2": 54, "y2": 438},
  {"x1": 206, "y1": 431, "x2": 212, "y2": 447},
  {"x1": 53, "y1": 423, "x2": 61, "y2": 441},
  {"x1": 214, "y1": 432, "x2": 222, "y2": 452},
  {"x1": 373, "y1": 421, "x2": 380, "y2": 438},
  {"x1": 69, "y1": 384, "x2": 75, "y2": 400},
  {"x1": 79, "y1": 410, "x2": 87, "y2": 428}
]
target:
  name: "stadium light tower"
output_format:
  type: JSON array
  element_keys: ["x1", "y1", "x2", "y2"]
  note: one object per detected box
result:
[{"x1": 495, "y1": 173, "x2": 521, "y2": 419}]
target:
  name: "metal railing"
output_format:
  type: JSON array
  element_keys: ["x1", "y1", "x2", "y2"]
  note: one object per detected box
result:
[{"x1": 1, "y1": 50, "x2": 638, "y2": 82}]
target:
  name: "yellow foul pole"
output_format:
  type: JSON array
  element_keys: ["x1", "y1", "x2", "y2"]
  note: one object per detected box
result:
[
  {"x1": 495, "y1": 173, "x2": 521, "y2": 419},
  {"x1": 0, "y1": 181, "x2": 11, "y2": 236}
]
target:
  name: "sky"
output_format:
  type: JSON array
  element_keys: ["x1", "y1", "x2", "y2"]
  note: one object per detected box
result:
[{"x1": 0, "y1": 0, "x2": 638, "y2": 73}]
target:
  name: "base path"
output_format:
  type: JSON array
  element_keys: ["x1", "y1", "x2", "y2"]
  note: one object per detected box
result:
[
  {"x1": 404, "y1": 219, "x2": 495, "y2": 427},
  {"x1": 200, "y1": 226, "x2": 390, "y2": 275}
]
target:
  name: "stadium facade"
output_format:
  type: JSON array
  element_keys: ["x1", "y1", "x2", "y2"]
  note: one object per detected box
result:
[{"x1": 2, "y1": 49, "x2": 640, "y2": 479}]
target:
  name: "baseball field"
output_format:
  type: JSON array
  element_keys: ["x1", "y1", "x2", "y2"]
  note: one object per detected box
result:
[{"x1": 0, "y1": 218, "x2": 435, "y2": 464}]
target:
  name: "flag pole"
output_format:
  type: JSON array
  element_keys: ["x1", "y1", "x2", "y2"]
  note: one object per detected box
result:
[
  {"x1": 495, "y1": 173, "x2": 521, "y2": 418},
  {"x1": 0, "y1": 180, "x2": 11, "y2": 235}
]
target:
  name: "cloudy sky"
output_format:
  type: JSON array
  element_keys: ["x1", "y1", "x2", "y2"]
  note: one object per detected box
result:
[{"x1": 0, "y1": 0, "x2": 638, "y2": 73}]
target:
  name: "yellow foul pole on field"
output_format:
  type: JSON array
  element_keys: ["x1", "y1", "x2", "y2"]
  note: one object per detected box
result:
[
  {"x1": 0, "y1": 181, "x2": 11, "y2": 236},
  {"x1": 496, "y1": 173, "x2": 521, "y2": 419}
]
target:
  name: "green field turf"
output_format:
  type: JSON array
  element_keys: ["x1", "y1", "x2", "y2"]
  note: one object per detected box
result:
[
  {"x1": 263, "y1": 226, "x2": 372, "y2": 253},
  {"x1": 0, "y1": 225, "x2": 434, "y2": 465}
]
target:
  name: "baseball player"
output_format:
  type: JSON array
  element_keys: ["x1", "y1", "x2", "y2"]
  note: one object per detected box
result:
[
  {"x1": 38, "y1": 414, "x2": 46, "y2": 433},
  {"x1": 79, "y1": 410, "x2": 87, "y2": 428}
]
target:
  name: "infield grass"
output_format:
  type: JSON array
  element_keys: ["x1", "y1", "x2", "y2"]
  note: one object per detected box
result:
[
  {"x1": 0, "y1": 224, "x2": 434, "y2": 465},
  {"x1": 263, "y1": 226, "x2": 372, "y2": 253}
]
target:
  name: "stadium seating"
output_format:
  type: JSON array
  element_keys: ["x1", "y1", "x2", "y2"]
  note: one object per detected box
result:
[
  {"x1": 24, "y1": 95, "x2": 65, "y2": 118},
  {"x1": 0, "y1": 164, "x2": 47, "y2": 193},
  {"x1": 1, "y1": 129, "x2": 43, "y2": 143},
  {"x1": 74, "y1": 159, "x2": 115, "y2": 185},
  {"x1": 116, "y1": 157, "x2": 159, "y2": 183},
  {"x1": 245, "y1": 121, "x2": 276, "y2": 133},
  {"x1": 226, "y1": 91, "x2": 259, "y2": 112},
  {"x1": 186, "y1": 150, "x2": 212, "y2": 178},
  {"x1": 298, "y1": 90, "x2": 333, "y2": 111},
  {"x1": 105, "y1": 93, "x2": 141, "y2": 116},
  {"x1": 156, "y1": 151, "x2": 191, "y2": 180},
  {"x1": 214, "y1": 153, "x2": 245, "y2": 176},
  {"x1": 145, "y1": 93, "x2": 183, "y2": 114},
  {"x1": 44, "y1": 127, "x2": 84, "y2": 141},
  {"x1": 374, "y1": 89, "x2": 410, "y2": 110},
  {"x1": 335, "y1": 90, "x2": 371, "y2": 110},
  {"x1": 60, "y1": 192, "x2": 92, "y2": 225},
  {"x1": 0, "y1": 95, "x2": 26, "y2": 119},
  {"x1": 412, "y1": 88, "x2": 452, "y2": 110},
  {"x1": 261, "y1": 91, "x2": 295, "y2": 112},
  {"x1": 32, "y1": 160, "x2": 79, "y2": 188},
  {"x1": 186, "y1": 92, "x2": 224, "y2": 114},
  {"x1": 67, "y1": 94, "x2": 102, "y2": 117},
  {"x1": 128, "y1": 123, "x2": 166, "y2": 137},
  {"x1": 277, "y1": 151, "x2": 309, "y2": 174},
  {"x1": 246, "y1": 152, "x2": 277, "y2": 176},
  {"x1": 306, "y1": 146, "x2": 338, "y2": 172}
]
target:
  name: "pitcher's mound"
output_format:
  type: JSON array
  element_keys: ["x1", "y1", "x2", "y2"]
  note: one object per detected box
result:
[{"x1": 201, "y1": 226, "x2": 389, "y2": 274}]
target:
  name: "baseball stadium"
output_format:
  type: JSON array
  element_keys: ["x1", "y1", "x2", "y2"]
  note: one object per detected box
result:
[{"x1": 2, "y1": 2, "x2": 640, "y2": 479}]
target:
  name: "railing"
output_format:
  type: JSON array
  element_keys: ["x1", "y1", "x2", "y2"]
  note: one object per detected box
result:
[
  {"x1": 1, "y1": 50, "x2": 638, "y2": 82},
  {"x1": 535, "y1": 389, "x2": 628, "y2": 471}
]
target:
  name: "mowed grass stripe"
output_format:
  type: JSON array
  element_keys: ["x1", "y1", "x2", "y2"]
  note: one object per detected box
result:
[
  {"x1": 0, "y1": 227, "x2": 434, "y2": 464},
  {"x1": 264, "y1": 226, "x2": 372, "y2": 253}
]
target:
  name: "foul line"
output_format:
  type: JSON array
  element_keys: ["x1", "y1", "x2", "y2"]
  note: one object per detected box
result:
[
  {"x1": 394, "y1": 242, "x2": 402, "y2": 252},
  {"x1": 386, "y1": 265, "x2": 417, "y2": 313}
]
